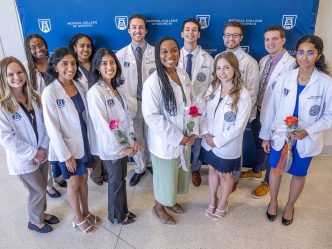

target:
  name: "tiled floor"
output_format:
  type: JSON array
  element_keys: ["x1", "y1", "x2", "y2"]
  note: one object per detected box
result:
[{"x1": 0, "y1": 147, "x2": 331, "y2": 249}]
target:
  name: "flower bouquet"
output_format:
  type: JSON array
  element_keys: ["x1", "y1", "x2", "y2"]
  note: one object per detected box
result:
[
  {"x1": 273, "y1": 116, "x2": 298, "y2": 175},
  {"x1": 109, "y1": 119, "x2": 130, "y2": 146}
]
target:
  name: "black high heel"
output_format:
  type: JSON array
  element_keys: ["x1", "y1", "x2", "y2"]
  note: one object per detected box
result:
[
  {"x1": 266, "y1": 202, "x2": 277, "y2": 221},
  {"x1": 282, "y1": 208, "x2": 294, "y2": 226}
]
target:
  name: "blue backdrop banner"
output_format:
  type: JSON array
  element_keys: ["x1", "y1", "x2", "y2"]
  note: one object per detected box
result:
[{"x1": 16, "y1": 0, "x2": 319, "y2": 59}]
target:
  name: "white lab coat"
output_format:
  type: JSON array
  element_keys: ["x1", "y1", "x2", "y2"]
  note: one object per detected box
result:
[
  {"x1": 42, "y1": 79, "x2": 88, "y2": 162},
  {"x1": 215, "y1": 48, "x2": 260, "y2": 122},
  {"x1": 259, "y1": 68, "x2": 332, "y2": 157},
  {"x1": 178, "y1": 46, "x2": 214, "y2": 99},
  {"x1": 78, "y1": 67, "x2": 89, "y2": 93},
  {"x1": 23, "y1": 61, "x2": 47, "y2": 93},
  {"x1": 0, "y1": 98, "x2": 49, "y2": 175},
  {"x1": 142, "y1": 68, "x2": 193, "y2": 159},
  {"x1": 259, "y1": 51, "x2": 296, "y2": 103},
  {"x1": 116, "y1": 43, "x2": 156, "y2": 118},
  {"x1": 87, "y1": 80, "x2": 135, "y2": 160},
  {"x1": 201, "y1": 84, "x2": 251, "y2": 159}
]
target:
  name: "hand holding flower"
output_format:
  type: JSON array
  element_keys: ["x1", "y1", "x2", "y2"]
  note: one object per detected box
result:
[{"x1": 291, "y1": 129, "x2": 308, "y2": 140}]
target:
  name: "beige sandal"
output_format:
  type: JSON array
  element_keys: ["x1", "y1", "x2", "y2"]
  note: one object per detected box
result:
[
  {"x1": 205, "y1": 205, "x2": 216, "y2": 218},
  {"x1": 72, "y1": 219, "x2": 96, "y2": 234},
  {"x1": 212, "y1": 206, "x2": 229, "y2": 221},
  {"x1": 86, "y1": 213, "x2": 102, "y2": 225}
]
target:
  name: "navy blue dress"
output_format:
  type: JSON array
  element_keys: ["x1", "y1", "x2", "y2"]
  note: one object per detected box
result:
[
  {"x1": 269, "y1": 83, "x2": 313, "y2": 176},
  {"x1": 51, "y1": 92, "x2": 93, "y2": 180}
]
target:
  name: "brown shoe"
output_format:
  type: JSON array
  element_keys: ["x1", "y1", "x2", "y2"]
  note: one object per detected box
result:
[
  {"x1": 240, "y1": 170, "x2": 262, "y2": 180},
  {"x1": 232, "y1": 181, "x2": 239, "y2": 193},
  {"x1": 152, "y1": 206, "x2": 176, "y2": 225},
  {"x1": 192, "y1": 171, "x2": 202, "y2": 187},
  {"x1": 251, "y1": 181, "x2": 270, "y2": 198},
  {"x1": 166, "y1": 203, "x2": 184, "y2": 214}
]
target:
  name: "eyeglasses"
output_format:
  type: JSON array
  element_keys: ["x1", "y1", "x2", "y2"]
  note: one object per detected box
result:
[
  {"x1": 224, "y1": 33, "x2": 242, "y2": 39},
  {"x1": 295, "y1": 50, "x2": 317, "y2": 57}
]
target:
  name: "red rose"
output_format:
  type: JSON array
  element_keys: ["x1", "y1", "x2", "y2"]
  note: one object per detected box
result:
[
  {"x1": 284, "y1": 116, "x2": 298, "y2": 126},
  {"x1": 189, "y1": 106, "x2": 201, "y2": 117}
]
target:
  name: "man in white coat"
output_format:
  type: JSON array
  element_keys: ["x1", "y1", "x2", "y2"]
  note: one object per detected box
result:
[
  {"x1": 116, "y1": 14, "x2": 156, "y2": 186},
  {"x1": 216, "y1": 21, "x2": 260, "y2": 191},
  {"x1": 178, "y1": 18, "x2": 213, "y2": 187},
  {"x1": 240, "y1": 26, "x2": 295, "y2": 198}
]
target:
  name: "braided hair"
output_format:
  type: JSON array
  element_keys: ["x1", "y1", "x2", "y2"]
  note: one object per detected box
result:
[
  {"x1": 24, "y1": 34, "x2": 49, "y2": 91},
  {"x1": 154, "y1": 36, "x2": 180, "y2": 116}
]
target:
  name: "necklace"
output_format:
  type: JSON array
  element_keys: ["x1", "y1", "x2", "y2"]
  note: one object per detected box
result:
[{"x1": 62, "y1": 83, "x2": 75, "y2": 91}]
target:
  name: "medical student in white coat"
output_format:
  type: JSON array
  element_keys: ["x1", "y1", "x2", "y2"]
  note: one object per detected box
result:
[
  {"x1": 178, "y1": 18, "x2": 214, "y2": 187},
  {"x1": 68, "y1": 33, "x2": 108, "y2": 185},
  {"x1": 42, "y1": 48, "x2": 101, "y2": 234},
  {"x1": 260, "y1": 35, "x2": 332, "y2": 226},
  {"x1": 0, "y1": 57, "x2": 59, "y2": 233},
  {"x1": 200, "y1": 52, "x2": 251, "y2": 220},
  {"x1": 240, "y1": 26, "x2": 296, "y2": 198},
  {"x1": 87, "y1": 48, "x2": 140, "y2": 225},
  {"x1": 215, "y1": 21, "x2": 260, "y2": 191},
  {"x1": 116, "y1": 14, "x2": 156, "y2": 186},
  {"x1": 142, "y1": 37, "x2": 195, "y2": 225},
  {"x1": 24, "y1": 34, "x2": 66, "y2": 197}
]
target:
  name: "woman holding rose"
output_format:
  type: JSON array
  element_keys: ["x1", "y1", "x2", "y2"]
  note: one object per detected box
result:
[
  {"x1": 87, "y1": 48, "x2": 140, "y2": 225},
  {"x1": 142, "y1": 37, "x2": 195, "y2": 225},
  {"x1": 260, "y1": 35, "x2": 332, "y2": 225}
]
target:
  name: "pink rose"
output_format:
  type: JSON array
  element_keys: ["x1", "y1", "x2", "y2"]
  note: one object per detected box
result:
[{"x1": 109, "y1": 119, "x2": 119, "y2": 130}]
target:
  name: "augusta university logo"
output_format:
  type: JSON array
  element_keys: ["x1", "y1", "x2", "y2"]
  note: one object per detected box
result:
[
  {"x1": 115, "y1": 16, "x2": 128, "y2": 30},
  {"x1": 282, "y1": 15, "x2": 297, "y2": 30},
  {"x1": 196, "y1": 15, "x2": 210, "y2": 29},
  {"x1": 38, "y1": 19, "x2": 51, "y2": 33}
]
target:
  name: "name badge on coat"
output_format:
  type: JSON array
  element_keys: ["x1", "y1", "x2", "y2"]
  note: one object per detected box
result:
[
  {"x1": 56, "y1": 99, "x2": 65, "y2": 108},
  {"x1": 12, "y1": 113, "x2": 21, "y2": 121}
]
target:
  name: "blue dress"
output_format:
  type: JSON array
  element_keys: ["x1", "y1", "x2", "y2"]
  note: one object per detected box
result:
[
  {"x1": 269, "y1": 84, "x2": 313, "y2": 176},
  {"x1": 51, "y1": 92, "x2": 93, "y2": 180}
]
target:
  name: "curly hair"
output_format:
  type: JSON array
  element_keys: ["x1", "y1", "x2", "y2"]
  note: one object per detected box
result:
[
  {"x1": 154, "y1": 36, "x2": 180, "y2": 116},
  {"x1": 210, "y1": 52, "x2": 243, "y2": 112}
]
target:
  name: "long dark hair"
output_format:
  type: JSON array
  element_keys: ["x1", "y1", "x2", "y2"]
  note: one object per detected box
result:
[
  {"x1": 44, "y1": 47, "x2": 81, "y2": 85},
  {"x1": 155, "y1": 36, "x2": 180, "y2": 116},
  {"x1": 24, "y1": 34, "x2": 49, "y2": 90},
  {"x1": 68, "y1": 33, "x2": 95, "y2": 62},
  {"x1": 295, "y1": 35, "x2": 330, "y2": 75},
  {"x1": 88, "y1": 48, "x2": 123, "y2": 89}
]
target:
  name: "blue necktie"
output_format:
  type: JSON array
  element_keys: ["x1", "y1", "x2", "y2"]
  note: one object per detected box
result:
[
  {"x1": 136, "y1": 47, "x2": 143, "y2": 101},
  {"x1": 186, "y1": 54, "x2": 193, "y2": 80}
]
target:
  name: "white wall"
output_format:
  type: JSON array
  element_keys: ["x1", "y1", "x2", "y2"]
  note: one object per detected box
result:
[
  {"x1": 0, "y1": 0, "x2": 332, "y2": 152},
  {"x1": 315, "y1": 0, "x2": 332, "y2": 152},
  {"x1": 0, "y1": 0, "x2": 25, "y2": 61}
]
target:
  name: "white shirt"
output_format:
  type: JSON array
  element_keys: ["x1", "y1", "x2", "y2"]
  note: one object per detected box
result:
[
  {"x1": 201, "y1": 84, "x2": 251, "y2": 159},
  {"x1": 142, "y1": 68, "x2": 193, "y2": 159},
  {"x1": 0, "y1": 98, "x2": 49, "y2": 175},
  {"x1": 87, "y1": 80, "x2": 135, "y2": 160},
  {"x1": 42, "y1": 79, "x2": 88, "y2": 162},
  {"x1": 116, "y1": 43, "x2": 156, "y2": 118},
  {"x1": 260, "y1": 68, "x2": 332, "y2": 157},
  {"x1": 179, "y1": 46, "x2": 214, "y2": 99}
]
